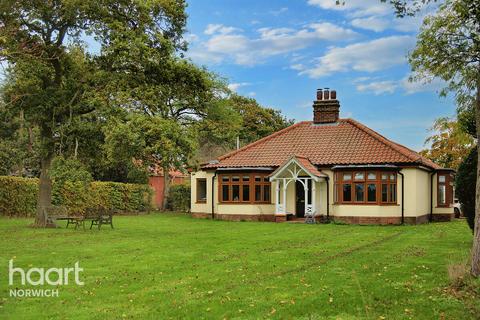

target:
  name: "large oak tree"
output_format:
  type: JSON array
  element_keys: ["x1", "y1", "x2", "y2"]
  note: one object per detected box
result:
[{"x1": 0, "y1": 0, "x2": 187, "y2": 226}]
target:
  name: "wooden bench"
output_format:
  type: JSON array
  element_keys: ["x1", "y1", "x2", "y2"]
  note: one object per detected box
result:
[
  {"x1": 44, "y1": 206, "x2": 69, "y2": 227},
  {"x1": 74, "y1": 208, "x2": 114, "y2": 230}
]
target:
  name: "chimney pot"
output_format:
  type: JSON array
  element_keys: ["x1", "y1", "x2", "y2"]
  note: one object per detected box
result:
[
  {"x1": 316, "y1": 89, "x2": 323, "y2": 100},
  {"x1": 331, "y1": 90, "x2": 336, "y2": 99},
  {"x1": 323, "y1": 89, "x2": 330, "y2": 100}
]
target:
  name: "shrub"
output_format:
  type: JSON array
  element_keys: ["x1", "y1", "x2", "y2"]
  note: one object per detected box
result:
[
  {"x1": 0, "y1": 176, "x2": 152, "y2": 217},
  {"x1": 51, "y1": 157, "x2": 93, "y2": 215},
  {"x1": 455, "y1": 147, "x2": 477, "y2": 232},
  {"x1": 0, "y1": 176, "x2": 38, "y2": 217},
  {"x1": 167, "y1": 184, "x2": 190, "y2": 212}
]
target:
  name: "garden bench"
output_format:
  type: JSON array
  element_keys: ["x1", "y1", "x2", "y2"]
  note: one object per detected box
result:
[
  {"x1": 44, "y1": 205, "x2": 69, "y2": 227},
  {"x1": 74, "y1": 208, "x2": 114, "y2": 230}
]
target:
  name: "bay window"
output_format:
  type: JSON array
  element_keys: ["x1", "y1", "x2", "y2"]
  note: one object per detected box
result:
[
  {"x1": 219, "y1": 173, "x2": 271, "y2": 204},
  {"x1": 335, "y1": 170, "x2": 397, "y2": 205}
]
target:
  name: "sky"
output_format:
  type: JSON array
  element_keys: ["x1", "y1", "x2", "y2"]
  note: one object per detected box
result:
[{"x1": 184, "y1": 0, "x2": 455, "y2": 151}]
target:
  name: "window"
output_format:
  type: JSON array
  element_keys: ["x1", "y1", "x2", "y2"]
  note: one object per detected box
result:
[
  {"x1": 367, "y1": 183, "x2": 376, "y2": 202},
  {"x1": 343, "y1": 184, "x2": 352, "y2": 202},
  {"x1": 335, "y1": 170, "x2": 397, "y2": 205},
  {"x1": 196, "y1": 179, "x2": 207, "y2": 203},
  {"x1": 355, "y1": 183, "x2": 364, "y2": 201},
  {"x1": 437, "y1": 172, "x2": 453, "y2": 207},
  {"x1": 219, "y1": 173, "x2": 271, "y2": 204}
]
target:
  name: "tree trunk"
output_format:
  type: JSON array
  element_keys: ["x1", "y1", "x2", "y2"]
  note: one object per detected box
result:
[
  {"x1": 472, "y1": 78, "x2": 480, "y2": 277},
  {"x1": 162, "y1": 166, "x2": 170, "y2": 211},
  {"x1": 18, "y1": 109, "x2": 25, "y2": 175},
  {"x1": 33, "y1": 152, "x2": 54, "y2": 227}
]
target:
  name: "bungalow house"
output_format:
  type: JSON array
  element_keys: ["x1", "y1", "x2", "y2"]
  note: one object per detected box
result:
[{"x1": 190, "y1": 89, "x2": 455, "y2": 224}]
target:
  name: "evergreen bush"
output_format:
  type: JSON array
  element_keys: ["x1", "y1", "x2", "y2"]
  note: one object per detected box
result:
[
  {"x1": 167, "y1": 184, "x2": 191, "y2": 212},
  {"x1": 455, "y1": 147, "x2": 477, "y2": 232}
]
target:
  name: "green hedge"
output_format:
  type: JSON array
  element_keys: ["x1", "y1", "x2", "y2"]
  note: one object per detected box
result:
[
  {"x1": 167, "y1": 184, "x2": 191, "y2": 212},
  {"x1": 0, "y1": 176, "x2": 152, "y2": 217},
  {"x1": 0, "y1": 176, "x2": 39, "y2": 217}
]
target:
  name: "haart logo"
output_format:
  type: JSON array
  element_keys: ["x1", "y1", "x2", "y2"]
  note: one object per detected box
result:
[{"x1": 8, "y1": 259, "x2": 84, "y2": 298}]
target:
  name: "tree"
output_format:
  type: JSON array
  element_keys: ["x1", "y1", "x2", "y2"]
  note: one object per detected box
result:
[
  {"x1": 0, "y1": 0, "x2": 187, "y2": 226},
  {"x1": 456, "y1": 147, "x2": 477, "y2": 232},
  {"x1": 192, "y1": 94, "x2": 295, "y2": 166},
  {"x1": 420, "y1": 117, "x2": 474, "y2": 169},
  {"x1": 229, "y1": 94, "x2": 294, "y2": 145},
  {"x1": 408, "y1": 0, "x2": 480, "y2": 275},
  {"x1": 110, "y1": 59, "x2": 223, "y2": 208},
  {"x1": 104, "y1": 114, "x2": 196, "y2": 209}
]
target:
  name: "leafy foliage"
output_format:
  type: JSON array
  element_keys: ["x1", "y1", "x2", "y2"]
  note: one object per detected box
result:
[
  {"x1": 230, "y1": 94, "x2": 295, "y2": 145},
  {"x1": 0, "y1": 0, "x2": 188, "y2": 225},
  {"x1": 420, "y1": 117, "x2": 474, "y2": 169},
  {"x1": 104, "y1": 114, "x2": 197, "y2": 173},
  {"x1": 408, "y1": 0, "x2": 480, "y2": 275},
  {"x1": 50, "y1": 157, "x2": 93, "y2": 215},
  {"x1": 194, "y1": 94, "x2": 294, "y2": 164},
  {"x1": 0, "y1": 176, "x2": 38, "y2": 217},
  {"x1": 0, "y1": 176, "x2": 151, "y2": 217},
  {"x1": 458, "y1": 104, "x2": 477, "y2": 138},
  {"x1": 167, "y1": 184, "x2": 191, "y2": 212},
  {"x1": 456, "y1": 147, "x2": 477, "y2": 232}
]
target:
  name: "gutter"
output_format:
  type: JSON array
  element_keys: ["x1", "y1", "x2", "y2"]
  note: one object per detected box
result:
[
  {"x1": 429, "y1": 171, "x2": 435, "y2": 222},
  {"x1": 398, "y1": 171, "x2": 405, "y2": 224},
  {"x1": 326, "y1": 176, "x2": 330, "y2": 220},
  {"x1": 211, "y1": 171, "x2": 217, "y2": 219}
]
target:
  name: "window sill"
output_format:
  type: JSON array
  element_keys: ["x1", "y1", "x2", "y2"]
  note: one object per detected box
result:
[
  {"x1": 219, "y1": 202, "x2": 272, "y2": 205},
  {"x1": 333, "y1": 203, "x2": 399, "y2": 206},
  {"x1": 195, "y1": 201, "x2": 207, "y2": 204}
]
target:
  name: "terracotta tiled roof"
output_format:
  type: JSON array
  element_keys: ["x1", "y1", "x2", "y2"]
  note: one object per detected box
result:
[
  {"x1": 202, "y1": 119, "x2": 441, "y2": 170},
  {"x1": 269, "y1": 155, "x2": 327, "y2": 179},
  {"x1": 294, "y1": 155, "x2": 327, "y2": 177}
]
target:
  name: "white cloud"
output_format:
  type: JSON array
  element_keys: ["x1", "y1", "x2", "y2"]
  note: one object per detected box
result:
[
  {"x1": 351, "y1": 16, "x2": 390, "y2": 32},
  {"x1": 309, "y1": 0, "x2": 430, "y2": 34},
  {"x1": 307, "y1": 0, "x2": 391, "y2": 18},
  {"x1": 353, "y1": 75, "x2": 446, "y2": 95},
  {"x1": 356, "y1": 80, "x2": 398, "y2": 95},
  {"x1": 204, "y1": 24, "x2": 240, "y2": 35},
  {"x1": 401, "y1": 77, "x2": 445, "y2": 94},
  {"x1": 297, "y1": 35, "x2": 415, "y2": 78},
  {"x1": 228, "y1": 82, "x2": 251, "y2": 91},
  {"x1": 191, "y1": 22, "x2": 358, "y2": 66},
  {"x1": 270, "y1": 7, "x2": 288, "y2": 16}
]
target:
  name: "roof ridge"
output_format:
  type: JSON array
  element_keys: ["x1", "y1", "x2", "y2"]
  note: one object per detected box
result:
[
  {"x1": 216, "y1": 121, "x2": 309, "y2": 162},
  {"x1": 344, "y1": 118, "x2": 422, "y2": 163}
]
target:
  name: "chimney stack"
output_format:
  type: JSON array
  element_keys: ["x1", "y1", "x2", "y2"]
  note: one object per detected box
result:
[{"x1": 313, "y1": 87, "x2": 340, "y2": 124}]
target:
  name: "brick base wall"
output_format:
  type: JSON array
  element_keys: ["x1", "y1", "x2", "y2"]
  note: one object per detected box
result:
[
  {"x1": 333, "y1": 214, "x2": 434, "y2": 225},
  {"x1": 333, "y1": 216, "x2": 401, "y2": 225},
  {"x1": 192, "y1": 212, "x2": 452, "y2": 224},
  {"x1": 215, "y1": 214, "x2": 276, "y2": 222},
  {"x1": 191, "y1": 212, "x2": 211, "y2": 219},
  {"x1": 431, "y1": 213, "x2": 453, "y2": 222},
  {"x1": 404, "y1": 214, "x2": 430, "y2": 224},
  {"x1": 191, "y1": 213, "x2": 275, "y2": 222}
]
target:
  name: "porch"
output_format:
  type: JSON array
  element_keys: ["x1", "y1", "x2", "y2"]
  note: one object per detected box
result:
[{"x1": 269, "y1": 155, "x2": 328, "y2": 223}]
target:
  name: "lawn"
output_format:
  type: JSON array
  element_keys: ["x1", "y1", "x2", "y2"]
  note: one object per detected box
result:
[{"x1": 0, "y1": 213, "x2": 478, "y2": 319}]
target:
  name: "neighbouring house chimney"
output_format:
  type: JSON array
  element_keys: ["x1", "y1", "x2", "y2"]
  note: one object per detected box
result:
[{"x1": 313, "y1": 87, "x2": 340, "y2": 124}]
